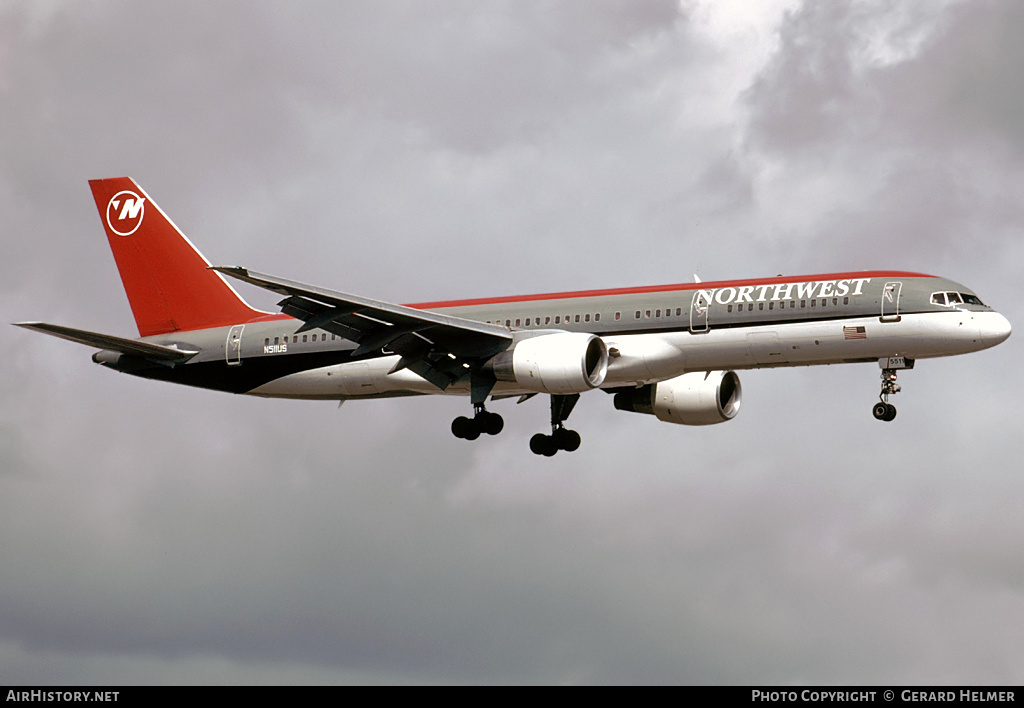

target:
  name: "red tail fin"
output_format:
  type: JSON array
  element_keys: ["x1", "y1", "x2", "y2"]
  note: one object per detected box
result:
[{"x1": 89, "y1": 177, "x2": 264, "y2": 336}]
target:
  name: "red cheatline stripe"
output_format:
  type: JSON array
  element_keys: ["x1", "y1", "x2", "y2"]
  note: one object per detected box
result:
[{"x1": 407, "y1": 271, "x2": 936, "y2": 310}]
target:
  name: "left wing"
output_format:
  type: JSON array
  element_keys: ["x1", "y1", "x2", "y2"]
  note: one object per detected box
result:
[
  {"x1": 212, "y1": 266, "x2": 512, "y2": 391},
  {"x1": 13, "y1": 322, "x2": 198, "y2": 364}
]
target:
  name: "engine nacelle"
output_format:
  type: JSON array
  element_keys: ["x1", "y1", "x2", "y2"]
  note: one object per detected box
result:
[
  {"x1": 489, "y1": 333, "x2": 609, "y2": 394},
  {"x1": 613, "y1": 371, "x2": 742, "y2": 425}
]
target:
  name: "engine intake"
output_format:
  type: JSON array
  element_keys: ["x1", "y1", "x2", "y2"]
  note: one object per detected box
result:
[
  {"x1": 489, "y1": 333, "x2": 609, "y2": 394},
  {"x1": 613, "y1": 371, "x2": 742, "y2": 425}
]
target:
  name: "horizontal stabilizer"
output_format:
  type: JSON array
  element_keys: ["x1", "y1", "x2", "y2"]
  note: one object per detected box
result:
[{"x1": 13, "y1": 322, "x2": 198, "y2": 362}]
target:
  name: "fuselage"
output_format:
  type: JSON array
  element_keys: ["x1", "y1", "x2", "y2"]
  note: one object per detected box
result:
[{"x1": 102, "y1": 271, "x2": 1011, "y2": 400}]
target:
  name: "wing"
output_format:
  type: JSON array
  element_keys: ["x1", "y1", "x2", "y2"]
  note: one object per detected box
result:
[
  {"x1": 14, "y1": 322, "x2": 198, "y2": 363},
  {"x1": 212, "y1": 266, "x2": 512, "y2": 391}
]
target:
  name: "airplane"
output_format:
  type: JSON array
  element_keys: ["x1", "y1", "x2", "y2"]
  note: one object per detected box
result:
[{"x1": 15, "y1": 177, "x2": 1012, "y2": 456}]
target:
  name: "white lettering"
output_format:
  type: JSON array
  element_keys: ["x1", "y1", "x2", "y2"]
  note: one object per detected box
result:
[
  {"x1": 714, "y1": 287, "x2": 737, "y2": 305},
  {"x1": 795, "y1": 281, "x2": 817, "y2": 299},
  {"x1": 118, "y1": 197, "x2": 145, "y2": 220},
  {"x1": 751, "y1": 691, "x2": 798, "y2": 701},
  {"x1": 850, "y1": 278, "x2": 870, "y2": 296},
  {"x1": 694, "y1": 277, "x2": 875, "y2": 307}
]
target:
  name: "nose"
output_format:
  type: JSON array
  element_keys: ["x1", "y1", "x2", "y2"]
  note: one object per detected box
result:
[{"x1": 978, "y1": 312, "x2": 1012, "y2": 347}]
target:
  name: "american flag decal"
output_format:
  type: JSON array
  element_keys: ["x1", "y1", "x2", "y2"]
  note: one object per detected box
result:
[{"x1": 844, "y1": 326, "x2": 867, "y2": 340}]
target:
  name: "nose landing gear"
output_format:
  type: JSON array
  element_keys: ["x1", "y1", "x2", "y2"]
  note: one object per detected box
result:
[{"x1": 872, "y1": 357, "x2": 913, "y2": 422}]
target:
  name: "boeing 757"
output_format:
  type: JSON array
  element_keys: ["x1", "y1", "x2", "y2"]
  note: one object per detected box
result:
[{"x1": 16, "y1": 178, "x2": 1012, "y2": 455}]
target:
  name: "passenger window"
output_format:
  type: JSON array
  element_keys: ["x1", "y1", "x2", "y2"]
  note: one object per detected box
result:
[
  {"x1": 635, "y1": 311, "x2": 641, "y2": 319},
  {"x1": 525, "y1": 318, "x2": 531, "y2": 326},
  {"x1": 264, "y1": 338, "x2": 270, "y2": 346},
  {"x1": 614, "y1": 312, "x2": 620, "y2": 321},
  {"x1": 655, "y1": 309, "x2": 661, "y2": 318},
  {"x1": 515, "y1": 319, "x2": 521, "y2": 327},
  {"x1": 545, "y1": 316, "x2": 551, "y2": 325},
  {"x1": 595, "y1": 313, "x2": 601, "y2": 321},
  {"x1": 644, "y1": 310, "x2": 651, "y2": 319},
  {"x1": 727, "y1": 305, "x2": 733, "y2": 313},
  {"x1": 575, "y1": 314, "x2": 581, "y2": 323},
  {"x1": 555, "y1": 316, "x2": 560, "y2": 324},
  {"x1": 584, "y1": 314, "x2": 590, "y2": 323}
]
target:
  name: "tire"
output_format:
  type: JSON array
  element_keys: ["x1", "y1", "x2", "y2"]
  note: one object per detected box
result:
[
  {"x1": 553, "y1": 428, "x2": 581, "y2": 452},
  {"x1": 883, "y1": 404, "x2": 897, "y2": 422},
  {"x1": 872, "y1": 402, "x2": 889, "y2": 421},
  {"x1": 452, "y1": 416, "x2": 475, "y2": 439},
  {"x1": 480, "y1": 412, "x2": 504, "y2": 436},
  {"x1": 530, "y1": 433, "x2": 557, "y2": 457}
]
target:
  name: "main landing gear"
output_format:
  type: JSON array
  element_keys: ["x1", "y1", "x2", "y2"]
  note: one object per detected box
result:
[
  {"x1": 450, "y1": 390, "x2": 584, "y2": 455},
  {"x1": 451, "y1": 403, "x2": 504, "y2": 440},
  {"x1": 529, "y1": 394, "x2": 582, "y2": 457}
]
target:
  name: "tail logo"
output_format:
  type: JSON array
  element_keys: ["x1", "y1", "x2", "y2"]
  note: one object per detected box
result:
[{"x1": 106, "y1": 190, "x2": 146, "y2": 236}]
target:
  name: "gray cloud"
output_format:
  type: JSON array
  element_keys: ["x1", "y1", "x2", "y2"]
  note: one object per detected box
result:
[{"x1": 2, "y1": 0, "x2": 1022, "y2": 685}]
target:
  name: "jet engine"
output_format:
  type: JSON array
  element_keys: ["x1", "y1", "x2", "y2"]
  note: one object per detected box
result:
[
  {"x1": 488, "y1": 333, "x2": 609, "y2": 394},
  {"x1": 613, "y1": 371, "x2": 742, "y2": 425}
]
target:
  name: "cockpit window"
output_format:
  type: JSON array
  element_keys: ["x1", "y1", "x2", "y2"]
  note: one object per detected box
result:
[{"x1": 932, "y1": 291, "x2": 985, "y2": 307}]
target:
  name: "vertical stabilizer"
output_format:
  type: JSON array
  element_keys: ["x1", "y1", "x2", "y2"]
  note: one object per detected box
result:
[{"x1": 89, "y1": 177, "x2": 264, "y2": 336}]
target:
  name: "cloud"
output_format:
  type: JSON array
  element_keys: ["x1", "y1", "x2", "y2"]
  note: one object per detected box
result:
[{"x1": 2, "y1": 0, "x2": 1022, "y2": 685}]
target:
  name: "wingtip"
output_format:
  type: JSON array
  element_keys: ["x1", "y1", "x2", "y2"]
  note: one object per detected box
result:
[{"x1": 209, "y1": 265, "x2": 249, "y2": 277}]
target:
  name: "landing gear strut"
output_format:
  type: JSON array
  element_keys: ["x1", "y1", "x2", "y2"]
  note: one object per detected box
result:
[
  {"x1": 530, "y1": 394, "x2": 582, "y2": 456},
  {"x1": 452, "y1": 403, "x2": 504, "y2": 440},
  {"x1": 871, "y1": 357, "x2": 914, "y2": 422},
  {"x1": 872, "y1": 368, "x2": 901, "y2": 422}
]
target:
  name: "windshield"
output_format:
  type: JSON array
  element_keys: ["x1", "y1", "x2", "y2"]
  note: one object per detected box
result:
[{"x1": 932, "y1": 291, "x2": 985, "y2": 307}]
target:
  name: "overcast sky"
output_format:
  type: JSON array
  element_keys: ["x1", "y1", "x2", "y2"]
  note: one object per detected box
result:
[{"x1": 2, "y1": 0, "x2": 1022, "y2": 685}]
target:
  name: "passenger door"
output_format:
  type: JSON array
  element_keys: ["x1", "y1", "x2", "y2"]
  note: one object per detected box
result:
[{"x1": 880, "y1": 281, "x2": 902, "y2": 322}]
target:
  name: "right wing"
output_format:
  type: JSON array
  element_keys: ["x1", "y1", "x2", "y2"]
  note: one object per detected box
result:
[{"x1": 211, "y1": 266, "x2": 513, "y2": 391}]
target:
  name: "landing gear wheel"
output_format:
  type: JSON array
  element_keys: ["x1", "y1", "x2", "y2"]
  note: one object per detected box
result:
[
  {"x1": 479, "y1": 411, "x2": 504, "y2": 436},
  {"x1": 453, "y1": 406, "x2": 503, "y2": 441},
  {"x1": 451, "y1": 416, "x2": 480, "y2": 440},
  {"x1": 552, "y1": 428, "x2": 581, "y2": 452},
  {"x1": 530, "y1": 433, "x2": 558, "y2": 457},
  {"x1": 872, "y1": 402, "x2": 897, "y2": 422}
]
